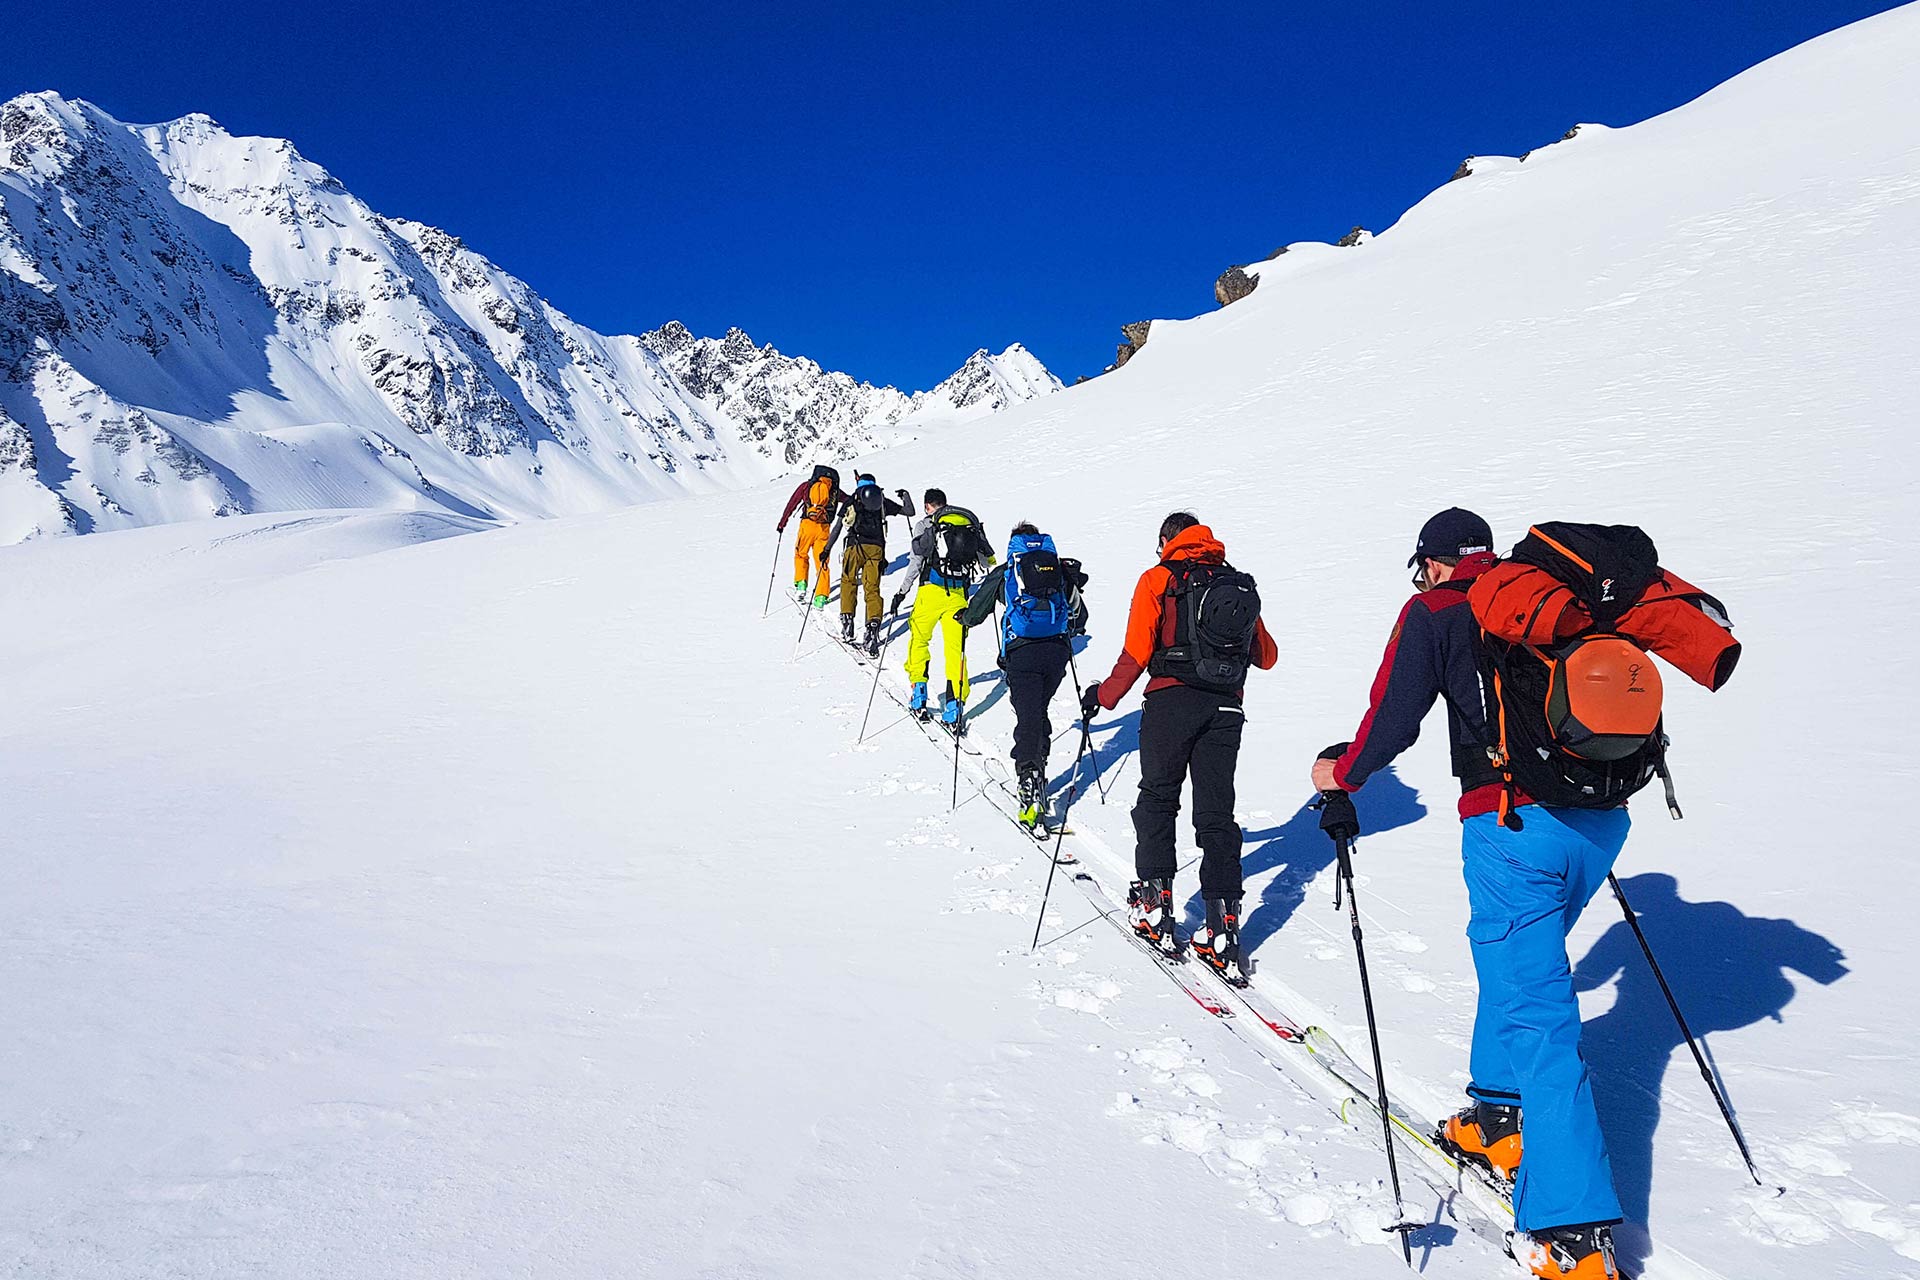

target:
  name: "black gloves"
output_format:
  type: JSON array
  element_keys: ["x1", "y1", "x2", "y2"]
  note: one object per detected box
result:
[
  {"x1": 1315, "y1": 790, "x2": 1361, "y2": 845},
  {"x1": 896, "y1": 488, "x2": 912, "y2": 505},
  {"x1": 1080, "y1": 685, "x2": 1103, "y2": 722},
  {"x1": 889, "y1": 590, "x2": 906, "y2": 615},
  {"x1": 1318, "y1": 741, "x2": 1352, "y2": 762}
]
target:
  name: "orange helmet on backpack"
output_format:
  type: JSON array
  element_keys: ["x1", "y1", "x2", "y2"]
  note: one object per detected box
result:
[{"x1": 1545, "y1": 635, "x2": 1665, "y2": 761}]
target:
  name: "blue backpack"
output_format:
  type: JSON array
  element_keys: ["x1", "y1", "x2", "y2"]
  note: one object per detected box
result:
[{"x1": 1004, "y1": 532, "x2": 1070, "y2": 642}]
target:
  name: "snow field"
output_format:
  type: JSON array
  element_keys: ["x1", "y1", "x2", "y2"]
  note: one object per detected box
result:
[{"x1": 3, "y1": 5, "x2": 1920, "y2": 1278}]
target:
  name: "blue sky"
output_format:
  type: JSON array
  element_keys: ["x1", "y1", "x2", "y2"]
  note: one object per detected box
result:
[{"x1": 2, "y1": 1, "x2": 1899, "y2": 387}]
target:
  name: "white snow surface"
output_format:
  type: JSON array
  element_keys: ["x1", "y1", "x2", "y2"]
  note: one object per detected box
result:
[
  {"x1": 3, "y1": 8, "x2": 1919, "y2": 1279},
  {"x1": 0, "y1": 95, "x2": 1058, "y2": 544}
]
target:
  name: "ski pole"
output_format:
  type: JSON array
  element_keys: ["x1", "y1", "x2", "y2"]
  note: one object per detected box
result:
[
  {"x1": 762, "y1": 526, "x2": 785, "y2": 619},
  {"x1": 858, "y1": 604, "x2": 899, "y2": 744},
  {"x1": 1606, "y1": 872, "x2": 1763, "y2": 1185},
  {"x1": 1031, "y1": 724, "x2": 1093, "y2": 953},
  {"x1": 791, "y1": 578, "x2": 814, "y2": 659},
  {"x1": 950, "y1": 714, "x2": 962, "y2": 811},
  {"x1": 1065, "y1": 648, "x2": 1106, "y2": 804},
  {"x1": 1315, "y1": 790, "x2": 1421, "y2": 1265}
]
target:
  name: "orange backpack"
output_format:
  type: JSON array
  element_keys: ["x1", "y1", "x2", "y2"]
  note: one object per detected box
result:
[
  {"x1": 1467, "y1": 523, "x2": 1739, "y2": 829},
  {"x1": 803, "y1": 465, "x2": 841, "y2": 523}
]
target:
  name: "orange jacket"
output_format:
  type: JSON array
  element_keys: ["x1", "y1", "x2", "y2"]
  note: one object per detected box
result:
[{"x1": 1091, "y1": 525, "x2": 1278, "y2": 707}]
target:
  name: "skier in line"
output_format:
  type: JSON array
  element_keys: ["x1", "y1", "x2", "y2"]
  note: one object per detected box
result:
[
  {"x1": 957, "y1": 522, "x2": 1088, "y2": 833},
  {"x1": 1310, "y1": 507, "x2": 1703, "y2": 1280},
  {"x1": 1081, "y1": 512, "x2": 1276, "y2": 981},
  {"x1": 890, "y1": 489, "x2": 993, "y2": 727},
  {"x1": 775, "y1": 464, "x2": 847, "y2": 608},
  {"x1": 826, "y1": 473, "x2": 911, "y2": 656}
]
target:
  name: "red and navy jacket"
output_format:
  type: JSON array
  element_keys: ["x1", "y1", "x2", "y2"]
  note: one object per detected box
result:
[{"x1": 1332, "y1": 552, "x2": 1508, "y2": 820}]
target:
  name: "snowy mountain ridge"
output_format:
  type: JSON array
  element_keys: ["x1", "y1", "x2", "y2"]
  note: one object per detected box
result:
[
  {"x1": 0, "y1": 93, "x2": 1059, "y2": 543},
  {"x1": 636, "y1": 323, "x2": 1058, "y2": 466}
]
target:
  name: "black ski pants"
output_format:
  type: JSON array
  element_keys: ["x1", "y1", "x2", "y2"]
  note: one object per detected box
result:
[
  {"x1": 1132, "y1": 684, "x2": 1246, "y2": 901},
  {"x1": 1003, "y1": 639, "x2": 1070, "y2": 775}
]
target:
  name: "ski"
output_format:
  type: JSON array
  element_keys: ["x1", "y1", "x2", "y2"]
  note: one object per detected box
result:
[
  {"x1": 1039, "y1": 842, "x2": 1523, "y2": 1247},
  {"x1": 800, "y1": 613, "x2": 1710, "y2": 1277},
  {"x1": 1058, "y1": 867, "x2": 1234, "y2": 1017}
]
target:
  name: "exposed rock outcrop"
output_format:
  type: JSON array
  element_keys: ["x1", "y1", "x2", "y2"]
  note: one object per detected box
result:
[{"x1": 1214, "y1": 266, "x2": 1258, "y2": 306}]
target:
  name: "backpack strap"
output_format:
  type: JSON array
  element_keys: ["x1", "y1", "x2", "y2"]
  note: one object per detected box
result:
[
  {"x1": 1156, "y1": 559, "x2": 1190, "y2": 651},
  {"x1": 1479, "y1": 626, "x2": 1526, "y2": 833}
]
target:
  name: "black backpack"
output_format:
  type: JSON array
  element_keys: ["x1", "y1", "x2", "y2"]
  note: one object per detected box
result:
[
  {"x1": 849, "y1": 484, "x2": 888, "y2": 544},
  {"x1": 931, "y1": 508, "x2": 988, "y2": 584},
  {"x1": 1148, "y1": 560, "x2": 1262, "y2": 695}
]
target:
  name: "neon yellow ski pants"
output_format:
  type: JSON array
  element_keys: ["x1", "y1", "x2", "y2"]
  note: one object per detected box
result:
[{"x1": 904, "y1": 582, "x2": 970, "y2": 703}]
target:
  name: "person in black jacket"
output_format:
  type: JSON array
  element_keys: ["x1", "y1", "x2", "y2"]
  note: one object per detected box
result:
[
  {"x1": 958, "y1": 523, "x2": 1086, "y2": 833},
  {"x1": 827, "y1": 474, "x2": 911, "y2": 655}
]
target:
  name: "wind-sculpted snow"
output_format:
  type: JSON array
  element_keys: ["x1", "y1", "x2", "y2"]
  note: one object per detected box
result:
[{"x1": 0, "y1": 94, "x2": 1058, "y2": 543}]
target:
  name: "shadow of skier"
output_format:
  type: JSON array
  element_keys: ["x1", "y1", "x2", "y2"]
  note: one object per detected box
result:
[
  {"x1": 1574, "y1": 873, "x2": 1847, "y2": 1273},
  {"x1": 1230, "y1": 768, "x2": 1427, "y2": 954}
]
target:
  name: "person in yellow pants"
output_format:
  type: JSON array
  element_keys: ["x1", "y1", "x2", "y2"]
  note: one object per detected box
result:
[
  {"x1": 890, "y1": 488, "x2": 993, "y2": 728},
  {"x1": 776, "y1": 465, "x2": 847, "y2": 607}
]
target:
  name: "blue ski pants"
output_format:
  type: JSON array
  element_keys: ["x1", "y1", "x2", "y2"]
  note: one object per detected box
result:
[{"x1": 1460, "y1": 805, "x2": 1629, "y2": 1231}]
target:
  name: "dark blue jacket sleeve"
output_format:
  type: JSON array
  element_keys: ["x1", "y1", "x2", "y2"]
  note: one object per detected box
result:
[{"x1": 1335, "y1": 598, "x2": 1444, "y2": 791}]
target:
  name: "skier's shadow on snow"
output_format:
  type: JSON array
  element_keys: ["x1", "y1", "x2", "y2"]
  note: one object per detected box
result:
[
  {"x1": 1228, "y1": 769, "x2": 1426, "y2": 953},
  {"x1": 1573, "y1": 874, "x2": 1846, "y2": 1273},
  {"x1": 1047, "y1": 707, "x2": 1141, "y2": 804}
]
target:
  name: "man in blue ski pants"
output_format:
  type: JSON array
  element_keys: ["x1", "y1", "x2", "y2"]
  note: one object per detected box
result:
[{"x1": 1310, "y1": 509, "x2": 1625, "y2": 1280}]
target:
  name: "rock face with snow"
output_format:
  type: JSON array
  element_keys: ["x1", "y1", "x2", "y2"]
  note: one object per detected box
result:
[
  {"x1": 1214, "y1": 266, "x2": 1258, "y2": 306},
  {"x1": 639, "y1": 322, "x2": 1060, "y2": 462},
  {"x1": 917, "y1": 343, "x2": 1061, "y2": 418},
  {"x1": 0, "y1": 94, "x2": 1060, "y2": 543}
]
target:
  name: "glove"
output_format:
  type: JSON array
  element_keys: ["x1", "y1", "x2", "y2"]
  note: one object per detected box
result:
[
  {"x1": 1080, "y1": 684, "x2": 1103, "y2": 722},
  {"x1": 896, "y1": 488, "x2": 911, "y2": 504},
  {"x1": 1314, "y1": 790, "x2": 1361, "y2": 845},
  {"x1": 889, "y1": 590, "x2": 906, "y2": 615}
]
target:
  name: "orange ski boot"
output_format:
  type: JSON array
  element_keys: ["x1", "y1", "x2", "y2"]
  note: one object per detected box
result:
[
  {"x1": 1514, "y1": 1223, "x2": 1629, "y2": 1279},
  {"x1": 1437, "y1": 1099, "x2": 1523, "y2": 1182}
]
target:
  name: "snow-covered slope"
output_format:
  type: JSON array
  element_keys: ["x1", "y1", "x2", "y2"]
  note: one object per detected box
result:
[
  {"x1": 2, "y1": 7, "x2": 1918, "y2": 1280},
  {"x1": 0, "y1": 95, "x2": 1059, "y2": 544}
]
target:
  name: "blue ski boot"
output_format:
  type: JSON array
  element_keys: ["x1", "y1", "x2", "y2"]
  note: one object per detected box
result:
[
  {"x1": 941, "y1": 690, "x2": 964, "y2": 731},
  {"x1": 908, "y1": 681, "x2": 930, "y2": 719}
]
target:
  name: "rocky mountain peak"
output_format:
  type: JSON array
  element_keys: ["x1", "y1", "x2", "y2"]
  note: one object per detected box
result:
[{"x1": 0, "y1": 95, "x2": 1059, "y2": 543}]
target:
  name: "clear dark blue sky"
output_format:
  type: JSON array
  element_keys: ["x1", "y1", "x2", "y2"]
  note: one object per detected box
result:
[{"x1": 2, "y1": 1, "x2": 1899, "y2": 386}]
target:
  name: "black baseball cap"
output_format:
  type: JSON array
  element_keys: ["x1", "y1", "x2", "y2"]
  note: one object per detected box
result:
[{"x1": 1409, "y1": 508, "x2": 1494, "y2": 566}]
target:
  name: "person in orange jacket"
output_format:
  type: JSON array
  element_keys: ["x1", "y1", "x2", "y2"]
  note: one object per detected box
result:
[
  {"x1": 776, "y1": 464, "x2": 849, "y2": 608},
  {"x1": 1081, "y1": 512, "x2": 1277, "y2": 982}
]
